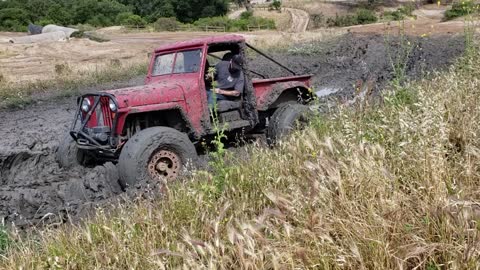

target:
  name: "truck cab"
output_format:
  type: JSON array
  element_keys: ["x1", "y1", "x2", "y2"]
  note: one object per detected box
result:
[{"x1": 57, "y1": 34, "x2": 314, "y2": 188}]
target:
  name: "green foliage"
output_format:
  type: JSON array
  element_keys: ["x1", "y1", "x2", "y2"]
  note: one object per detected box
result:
[
  {"x1": 122, "y1": 14, "x2": 146, "y2": 27},
  {"x1": 327, "y1": 8, "x2": 377, "y2": 27},
  {"x1": 240, "y1": 11, "x2": 253, "y2": 20},
  {"x1": 193, "y1": 16, "x2": 275, "y2": 31},
  {"x1": 205, "y1": 67, "x2": 231, "y2": 197},
  {"x1": 0, "y1": 0, "x2": 230, "y2": 31},
  {"x1": 310, "y1": 13, "x2": 326, "y2": 28},
  {"x1": 0, "y1": 226, "x2": 11, "y2": 254},
  {"x1": 444, "y1": 0, "x2": 480, "y2": 20},
  {"x1": 355, "y1": 8, "x2": 378, "y2": 24},
  {"x1": 383, "y1": 4, "x2": 416, "y2": 21},
  {"x1": 0, "y1": 8, "x2": 29, "y2": 31},
  {"x1": 384, "y1": 22, "x2": 414, "y2": 87},
  {"x1": 153, "y1": 17, "x2": 180, "y2": 31},
  {"x1": 269, "y1": 0, "x2": 282, "y2": 11},
  {"x1": 118, "y1": 0, "x2": 230, "y2": 23}
]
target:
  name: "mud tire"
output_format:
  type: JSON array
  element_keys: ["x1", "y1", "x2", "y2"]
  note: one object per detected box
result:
[
  {"x1": 118, "y1": 127, "x2": 198, "y2": 189},
  {"x1": 267, "y1": 103, "x2": 309, "y2": 145},
  {"x1": 56, "y1": 134, "x2": 87, "y2": 168}
]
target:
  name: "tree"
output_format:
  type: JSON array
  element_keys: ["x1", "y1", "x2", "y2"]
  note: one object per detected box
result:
[{"x1": 0, "y1": 8, "x2": 30, "y2": 31}]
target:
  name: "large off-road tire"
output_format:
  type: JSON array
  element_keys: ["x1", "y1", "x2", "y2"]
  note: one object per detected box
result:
[
  {"x1": 267, "y1": 103, "x2": 309, "y2": 145},
  {"x1": 118, "y1": 127, "x2": 198, "y2": 189},
  {"x1": 56, "y1": 134, "x2": 87, "y2": 168}
]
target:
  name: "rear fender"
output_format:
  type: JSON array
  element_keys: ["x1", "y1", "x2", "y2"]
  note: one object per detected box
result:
[{"x1": 258, "y1": 81, "x2": 313, "y2": 111}]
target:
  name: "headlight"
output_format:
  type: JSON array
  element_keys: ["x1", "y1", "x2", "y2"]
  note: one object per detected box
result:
[
  {"x1": 109, "y1": 99, "x2": 117, "y2": 112},
  {"x1": 81, "y1": 98, "x2": 91, "y2": 112}
]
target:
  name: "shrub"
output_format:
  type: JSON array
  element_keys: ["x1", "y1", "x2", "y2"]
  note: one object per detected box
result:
[
  {"x1": 327, "y1": 9, "x2": 377, "y2": 27},
  {"x1": 383, "y1": 10, "x2": 404, "y2": 21},
  {"x1": 399, "y1": 3, "x2": 415, "y2": 16},
  {"x1": 123, "y1": 14, "x2": 146, "y2": 28},
  {"x1": 35, "y1": 18, "x2": 55, "y2": 26},
  {"x1": 444, "y1": 0, "x2": 479, "y2": 20},
  {"x1": 355, "y1": 8, "x2": 378, "y2": 24},
  {"x1": 240, "y1": 11, "x2": 253, "y2": 20},
  {"x1": 154, "y1": 17, "x2": 179, "y2": 31},
  {"x1": 194, "y1": 16, "x2": 229, "y2": 28},
  {"x1": 310, "y1": 13, "x2": 326, "y2": 28},
  {"x1": 193, "y1": 16, "x2": 275, "y2": 31},
  {"x1": 383, "y1": 4, "x2": 416, "y2": 21},
  {"x1": 269, "y1": 0, "x2": 282, "y2": 11},
  {"x1": 327, "y1": 14, "x2": 358, "y2": 27},
  {"x1": 0, "y1": 8, "x2": 29, "y2": 32}
]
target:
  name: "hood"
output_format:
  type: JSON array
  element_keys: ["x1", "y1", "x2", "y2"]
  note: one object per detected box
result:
[{"x1": 103, "y1": 81, "x2": 185, "y2": 108}]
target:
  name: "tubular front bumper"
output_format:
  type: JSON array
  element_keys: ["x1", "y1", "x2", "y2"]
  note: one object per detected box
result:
[{"x1": 70, "y1": 93, "x2": 120, "y2": 151}]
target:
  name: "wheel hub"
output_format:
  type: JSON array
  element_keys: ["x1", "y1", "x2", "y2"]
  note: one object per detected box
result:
[{"x1": 148, "y1": 150, "x2": 181, "y2": 181}]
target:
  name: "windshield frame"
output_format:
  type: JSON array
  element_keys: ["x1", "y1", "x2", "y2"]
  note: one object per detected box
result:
[{"x1": 150, "y1": 47, "x2": 203, "y2": 77}]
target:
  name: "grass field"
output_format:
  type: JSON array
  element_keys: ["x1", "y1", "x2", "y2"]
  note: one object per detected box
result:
[{"x1": 1, "y1": 34, "x2": 479, "y2": 269}]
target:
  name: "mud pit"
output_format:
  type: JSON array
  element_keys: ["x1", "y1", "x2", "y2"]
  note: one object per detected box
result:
[{"x1": 0, "y1": 33, "x2": 465, "y2": 228}]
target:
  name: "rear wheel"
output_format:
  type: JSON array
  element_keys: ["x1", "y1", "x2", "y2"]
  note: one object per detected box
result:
[
  {"x1": 118, "y1": 127, "x2": 198, "y2": 189},
  {"x1": 267, "y1": 103, "x2": 309, "y2": 145},
  {"x1": 56, "y1": 134, "x2": 88, "y2": 168}
]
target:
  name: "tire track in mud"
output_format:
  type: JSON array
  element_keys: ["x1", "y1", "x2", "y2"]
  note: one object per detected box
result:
[{"x1": 0, "y1": 33, "x2": 465, "y2": 228}]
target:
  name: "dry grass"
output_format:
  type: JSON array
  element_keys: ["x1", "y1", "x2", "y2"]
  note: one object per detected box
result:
[
  {"x1": 2, "y1": 45, "x2": 480, "y2": 270},
  {"x1": 245, "y1": 29, "x2": 345, "y2": 51},
  {"x1": 254, "y1": 10, "x2": 292, "y2": 31},
  {"x1": 0, "y1": 62, "x2": 147, "y2": 108},
  {"x1": 282, "y1": 0, "x2": 354, "y2": 17}
]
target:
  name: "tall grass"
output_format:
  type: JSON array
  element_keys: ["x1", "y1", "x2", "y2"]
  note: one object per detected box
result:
[{"x1": 2, "y1": 47, "x2": 480, "y2": 270}]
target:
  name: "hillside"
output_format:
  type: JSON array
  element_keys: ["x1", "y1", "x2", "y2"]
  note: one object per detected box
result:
[{"x1": 1, "y1": 37, "x2": 479, "y2": 269}]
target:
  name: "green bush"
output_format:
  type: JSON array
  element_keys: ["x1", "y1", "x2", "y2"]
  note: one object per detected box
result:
[
  {"x1": 327, "y1": 9, "x2": 377, "y2": 27},
  {"x1": 310, "y1": 13, "x2": 325, "y2": 28},
  {"x1": 327, "y1": 14, "x2": 358, "y2": 27},
  {"x1": 399, "y1": 3, "x2": 415, "y2": 16},
  {"x1": 0, "y1": 8, "x2": 29, "y2": 31},
  {"x1": 269, "y1": 0, "x2": 282, "y2": 11},
  {"x1": 240, "y1": 11, "x2": 253, "y2": 20},
  {"x1": 356, "y1": 8, "x2": 378, "y2": 24},
  {"x1": 444, "y1": 0, "x2": 479, "y2": 20},
  {"x1": 122, "y1": 14, "x2": 146, "y2": 28},
  {"x1": 154, "y1": 17, "x2": 179, "y2": 31},
  {"x1": 383, "y1": 4, "x2": 416, "y2": 21},
  {"x1": 193, "y1": 16, "x2": 275, "y2": 31},
  {"x1": 383, "y1": 10, "x2": 405, "y2": 21}
]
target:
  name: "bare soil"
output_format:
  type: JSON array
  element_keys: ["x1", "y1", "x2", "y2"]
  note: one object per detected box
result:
[{"x1": 0, "y1": 32, "x2": 466, "y2": 228}]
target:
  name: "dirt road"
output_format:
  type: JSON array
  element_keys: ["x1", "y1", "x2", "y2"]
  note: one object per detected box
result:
[{"x1": 286, "y1": 8, "x2": 310, "y2": 33}]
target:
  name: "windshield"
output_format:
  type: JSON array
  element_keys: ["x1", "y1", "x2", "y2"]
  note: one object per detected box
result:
[{"x1": 152, "y1": 49, "x2": 202, "y2": 76}]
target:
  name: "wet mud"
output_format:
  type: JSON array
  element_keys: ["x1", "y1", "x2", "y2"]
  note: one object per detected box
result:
[{"x1": 0, "y1": 33, "x2": 465, "y2": 228}]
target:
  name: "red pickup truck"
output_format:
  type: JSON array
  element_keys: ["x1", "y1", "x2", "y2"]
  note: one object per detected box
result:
[{"x1": 57, "y1": 34, "x2": 313, "y2": 188}]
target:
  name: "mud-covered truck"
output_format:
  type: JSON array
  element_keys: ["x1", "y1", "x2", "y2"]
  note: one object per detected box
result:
[{"x1": 57, "y1": 34, "x2": 314, "y2": 188}]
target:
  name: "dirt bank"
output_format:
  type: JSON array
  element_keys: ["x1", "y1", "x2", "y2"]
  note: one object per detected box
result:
[
  {"x1": 0, "y1": 33, "x2": 465, "y2": 228},
  {"x1": 252, "y1": 33, "x2": 465, "y2": 99}
]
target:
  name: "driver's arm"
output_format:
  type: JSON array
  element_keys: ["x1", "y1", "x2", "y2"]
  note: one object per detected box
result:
[{"x1": 214, "y1": 88, "x2": 240, "y2": 97}]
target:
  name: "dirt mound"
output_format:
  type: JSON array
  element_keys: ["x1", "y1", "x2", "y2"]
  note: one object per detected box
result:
[
  {"x1": 251, "y1": 33, "x2": 464, "y2": 99},
  {"x1": 0, "y1": 33, "x2": 466, "y2": 228}
]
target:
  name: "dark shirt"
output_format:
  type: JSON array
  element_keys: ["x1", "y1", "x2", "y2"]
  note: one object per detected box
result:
[{"x1": 214, "y1": 61, "x2": 245, "y2": 94}]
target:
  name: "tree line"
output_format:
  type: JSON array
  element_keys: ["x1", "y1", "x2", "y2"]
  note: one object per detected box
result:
[{"x1": 0, "y1": 0, "x2": 231, "y2": 31}]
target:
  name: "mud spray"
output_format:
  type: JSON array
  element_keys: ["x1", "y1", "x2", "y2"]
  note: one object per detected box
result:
[{"x1": 0, "y1": 33, "x2": 465, "y2": 228}]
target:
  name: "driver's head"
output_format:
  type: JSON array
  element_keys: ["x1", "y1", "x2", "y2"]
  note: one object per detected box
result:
[{"x1": 229, "y1": 54, "x2": 244, "y2": 72}]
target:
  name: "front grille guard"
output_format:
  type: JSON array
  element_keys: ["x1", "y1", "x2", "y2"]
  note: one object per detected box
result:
[{"x1": 70, "y1": 93, "x2": 120, "y2": 150}]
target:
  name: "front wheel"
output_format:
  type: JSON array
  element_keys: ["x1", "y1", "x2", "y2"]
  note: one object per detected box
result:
[{"x1": 118, "y1": 127, "x2": 198, "y2": 189}]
